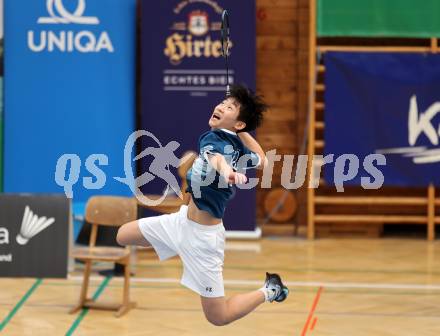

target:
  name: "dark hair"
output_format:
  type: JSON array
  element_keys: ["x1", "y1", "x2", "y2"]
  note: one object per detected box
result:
[{"x1": 228, "y1": 84, "x2": 268, "y2": 132}]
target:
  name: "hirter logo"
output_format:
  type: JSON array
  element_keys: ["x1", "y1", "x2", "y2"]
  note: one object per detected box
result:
[{"x1": 188, "y1": 10, "x2": 209, "y2": 36}]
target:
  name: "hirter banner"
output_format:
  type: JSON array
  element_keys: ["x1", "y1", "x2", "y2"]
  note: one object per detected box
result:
[{"x1": 140, "y1": 0, "x2": 258, "y2": 236}]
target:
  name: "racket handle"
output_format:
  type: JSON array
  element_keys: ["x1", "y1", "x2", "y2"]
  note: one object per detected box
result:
[{"x1": 226, "y1": 84, "x2": 231, "y2": 97}]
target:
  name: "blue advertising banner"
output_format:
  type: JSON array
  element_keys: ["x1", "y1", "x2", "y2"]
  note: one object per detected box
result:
[
  {"x1": 140, "y1": 0, "x2": 257, "y2": 234},
  {"x1": 324, "y1": 52, "x2": 440, "y2": 186},
  {"x1": 5, "y1": 0, "x2": 136, "y2": 202}
]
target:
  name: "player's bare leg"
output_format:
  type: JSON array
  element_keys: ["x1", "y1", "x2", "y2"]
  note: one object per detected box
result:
[
  {"x1": 200, "y1": 273, "x2": 289, "y2": 326},
  {"x1": 117, "y1": 220, "x2": 152, "y2": 247}
]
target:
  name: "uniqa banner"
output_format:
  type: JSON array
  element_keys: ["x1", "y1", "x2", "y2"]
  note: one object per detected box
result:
[
  {"x1": 4, "y1": 0, "x2": 136, "y2": 202},
  {"x1": 139, "y1": 0, "x2": 257, "y2": 234},
  {"x1": 0, "y1": 194, "x2": 69, "y2": 277},
  {"x1": 324, "y1": 52, "x2": 440, "y2": 186}
]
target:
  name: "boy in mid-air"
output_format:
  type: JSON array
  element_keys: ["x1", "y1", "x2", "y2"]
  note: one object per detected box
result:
[{"x1": 117, "y1": 84, "x2": 289, "y2": 326}]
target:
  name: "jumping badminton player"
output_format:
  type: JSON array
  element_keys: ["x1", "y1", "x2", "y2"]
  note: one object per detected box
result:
[{"x1": 117, "y1": 84, "x2": 289, "y2": 326}]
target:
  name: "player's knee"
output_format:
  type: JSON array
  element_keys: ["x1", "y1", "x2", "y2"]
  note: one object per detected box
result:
[
  {"x1": 116, "y1": 226, "x2": 127, "y2": 246},
  {"x1": 204, "y1": 313, "x2": 229, "y2": 326},
  {"x1": 206, "y1": 317, "x2": 228, "y2": 326}
]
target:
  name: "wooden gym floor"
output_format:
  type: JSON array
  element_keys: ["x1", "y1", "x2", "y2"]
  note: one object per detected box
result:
[{"x1": 1, "y1": 238, "x2": 439, "y2": 335}]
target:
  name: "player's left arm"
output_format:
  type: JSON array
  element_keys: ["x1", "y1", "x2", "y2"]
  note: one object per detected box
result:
[{"x1": 237, "y1": 132, "x2": 267, "y2": 170}]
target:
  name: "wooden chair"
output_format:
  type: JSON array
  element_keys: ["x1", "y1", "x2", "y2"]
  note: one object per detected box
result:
[
  {"x1": 70, "y1": 196, "x2": 137, "y2": 317},
  {"x1": 137, "y1": 151, "x2": 197, "y2": 214}
]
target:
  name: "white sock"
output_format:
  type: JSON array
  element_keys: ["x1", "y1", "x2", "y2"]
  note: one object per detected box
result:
[{"x1": 259, "y1": 287, "x2": 271, "y2": 302}]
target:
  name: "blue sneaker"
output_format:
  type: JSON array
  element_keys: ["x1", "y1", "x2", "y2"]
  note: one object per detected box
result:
[{"x1": 264, "y1": 272, "x2": 289, "y2": 303}]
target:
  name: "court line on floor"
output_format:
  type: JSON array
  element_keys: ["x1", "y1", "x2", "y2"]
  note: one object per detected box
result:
[
  {"x1": 40, "y1": 280, "x2": 440, "y2": 298},
  {"x1": 67, "y1": 275, "x2": 440, "y2": 291},
  {"x1": 131, "y1": 262, "x2": 440, "y2": 276},
  {"x1": 19, "y1": 281, "x2": 440, "y2": 299},
  {"x1": 72, "y1": 256, "x2": 440, "y2": 277},
  {"x1": 0, "y1": 279, "x2": 43, "y2": 332},
  {"x1": 301, "y1": 286, "x2": 323, "y2": 336},
  {"x1": 8, "y1": 300, "x2": 440, "y2": 320},
  {"x1": 65, "y1": 276, "x2": 111, "y2": 336},
  {"x1": 6, "y1": 281, "x2": 440, "y2": 321}
]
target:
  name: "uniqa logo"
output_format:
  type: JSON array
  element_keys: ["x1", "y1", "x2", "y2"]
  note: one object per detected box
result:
[{"x1": 28, "y1": 0, "x2": 114, "y2": 53}]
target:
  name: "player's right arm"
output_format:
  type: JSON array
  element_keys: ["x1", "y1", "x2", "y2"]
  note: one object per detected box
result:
[
  {"x1": 199, "y1": 131, "x2": 247, "y2": 185},
  {"x1": 207, "y1": 153, "x2": 247, "y2": 185}
]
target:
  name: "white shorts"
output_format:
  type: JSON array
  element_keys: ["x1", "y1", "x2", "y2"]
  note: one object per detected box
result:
[{"x1": 138, "y1": 205, "x2": 226, "y2": 298}]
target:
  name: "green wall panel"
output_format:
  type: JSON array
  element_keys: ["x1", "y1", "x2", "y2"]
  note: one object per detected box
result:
[{"x1": 318, "y1": 0, "x2": 440, "y2": 38}]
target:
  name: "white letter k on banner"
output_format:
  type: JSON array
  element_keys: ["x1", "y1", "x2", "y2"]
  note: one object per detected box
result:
[{"x1": 408, "y1": 95, "x2": 440, "y2": 146}]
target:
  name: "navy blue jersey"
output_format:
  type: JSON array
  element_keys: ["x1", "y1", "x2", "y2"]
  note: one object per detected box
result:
[{"x1": 186, "y1": 128, "x2": 260, "y2": 219}]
